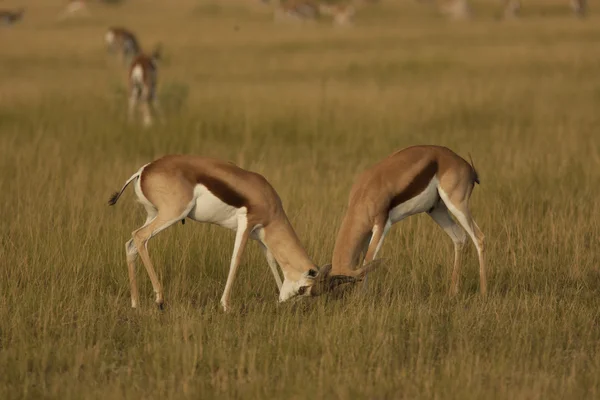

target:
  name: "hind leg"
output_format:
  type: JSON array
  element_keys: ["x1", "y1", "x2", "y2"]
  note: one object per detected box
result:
[
  {"x1": 133, "y1": 204, "x2": 194, "y2": 308},
  {"x1": 140, "y1": 88, "x2": 153, "y2": 127},
  {"x1": 126, "y1": 212, "x2": 157, "y2": 308},
  {"x1": 439, "y1": 190, "x2": 487, "y2": 295},
  {"x1": 428, "y1": 202, "x2": 467, "y2": 296},
  {"x1": 128, "y1": 88, "x2": 139, "y2": 123}
]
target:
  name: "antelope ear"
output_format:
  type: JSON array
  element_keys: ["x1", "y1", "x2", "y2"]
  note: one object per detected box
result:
[{"x1": 305, "y1": 268, "x2": 318, "y2": 279}]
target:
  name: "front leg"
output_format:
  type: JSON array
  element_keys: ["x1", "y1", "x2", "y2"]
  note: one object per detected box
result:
[
  {"x1": 220, "y1": 212, "x2": 250, "y2": 312},
  {"x1": 363, "y1": 219, "x2": 391, "y2": 264},
  {"x1": 260, "y1": 243, "x2": 283, "y2": 291}
]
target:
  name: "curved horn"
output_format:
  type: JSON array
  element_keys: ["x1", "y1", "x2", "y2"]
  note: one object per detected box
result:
[
  {"x1": 317, "y1": 264, "x2": 332, "y2": 281},
  {"x1": 352, "y1": 258, "x2": 385, "y2": 279}
]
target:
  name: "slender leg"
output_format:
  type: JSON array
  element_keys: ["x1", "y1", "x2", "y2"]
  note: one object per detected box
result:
[
  {"x1": 125, "y1": 213, "x2": 156, "y2": 308},
  {"x1": 439, "y1": 194, "x2": 487, "y2": 296},
  {"x1": 125, "y1": 239, "x2": 140, "y2": 308},
  {"x1": 141, "y1": 102, "x2": 153, "y2": 127},
  {"x1": 364, "y1": 219, "x2": 392, "y2": 263},
  {"x1": 133, "y1": 207, "x2": 192, "y2": 308},
  {"x1": 149, "y1": 89, "x2": 164, "y2": 124},
  {"x1": 140, "y1": 89, "x2": 153, "y2": 127},
  {"x1": 128, "y1": 89, "x2": 138, "y2": 123},
  {"x1": 220, "y1": 213, "x2": 250, "y2": 312},
  {"x1": 261, "y1": 243, "x2": 282, "y2": 290},
  {"x1": 428, "y1": 202, "x2": 467, "y2": 296}
]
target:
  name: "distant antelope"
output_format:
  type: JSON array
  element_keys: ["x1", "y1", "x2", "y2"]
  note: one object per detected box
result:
[
  {"x1": 109, "y1": 155, "x2": 331, "y2": 311},
  {"x1": 59, "y1": 0, "x2": 90, "y2": 19},
  {"x1": 493, "y1": 0, "x2": 587, "y2": 19},
  {"x1": 0, "y1": 8, "x2": 24, "y2": 25},
  {"x1": 325, "y1": 145, "x2": 486, "y2": 296},
  {"x1": 105, "y1": 27, "x2": 141, "y2": 66},
  {"x1": 128, "y1": 46, "x2": 161, "y2": 127},
  {"x1": 319, "y1": 3, "x2": 355, "y2": 26},
  {"x1": 439, "y1": 0, "x2": 472, "y2": 19},
  {"x1": 275, "y1": 0, "x2": 355, "y2": 26},
  {"x1": 570, "y1": 0, "x2": 586, "y2": 17},
  {"x1": 500, "y1": 0, "x2": 520, "y2": 19},
  {"x1": 499, "y1": 0, "x2": 585, "y2": 19},
  {"x1": 275, "y1": 0, "x2": 320, "y2": 23}
]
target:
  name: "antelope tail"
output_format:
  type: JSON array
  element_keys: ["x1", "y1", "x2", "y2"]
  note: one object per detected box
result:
[
  {"x1": 468, "y1": 153, "x2": 480, "y2": 185},
  {"x1": 108, "y1": 165, "x2": 147, "y2": 206}
]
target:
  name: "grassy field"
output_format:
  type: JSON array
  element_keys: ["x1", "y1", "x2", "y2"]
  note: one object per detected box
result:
[{"x1": 1, "y1": 0, "x2": 599, "y2": 398}]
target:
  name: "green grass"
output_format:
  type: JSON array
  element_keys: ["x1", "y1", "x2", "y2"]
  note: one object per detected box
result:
[{"x1": 1, "y1": 0, "x2": 599, "y2": 398}]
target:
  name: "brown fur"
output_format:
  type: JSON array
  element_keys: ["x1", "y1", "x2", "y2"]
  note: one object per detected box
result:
[
  {"x1": 128, "y1": 52, "x2": 159, "y2": 126},
  {"x1": 330, "y1": 145, "x2": 486, "y2": 296},
  {"x1": 106, "y1": 27, "x2": 140, "y2": 60},
  {"x1": 112, "y1": 155, "x2": 320, "y2": 310},
  {"x1": 139, "y1": 155, "x2": 282, "y2": 224}
]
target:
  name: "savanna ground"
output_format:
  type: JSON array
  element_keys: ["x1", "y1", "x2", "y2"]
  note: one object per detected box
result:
[{"x1": 1, "y1": 0, "x2": 599, "y2": 398}]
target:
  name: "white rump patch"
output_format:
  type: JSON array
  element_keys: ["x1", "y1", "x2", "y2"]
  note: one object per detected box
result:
[
  {"x1": 133, "y1": 163, "x2": 156, "y2": 217},
  {"x1": 105, "y1": 31, "x2": 115, "y2": 45},
  {"x1": 131, "y1": 65, "x2": 144, "y2": 84}
]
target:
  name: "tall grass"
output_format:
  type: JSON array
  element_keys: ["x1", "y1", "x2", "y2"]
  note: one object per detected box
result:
[{"x1": 1, "y1": 1, "x2": 599, "y2": 398}]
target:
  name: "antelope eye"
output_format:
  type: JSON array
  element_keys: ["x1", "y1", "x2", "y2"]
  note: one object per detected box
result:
[{"x1": 297, "y1": 286, "x2": 307, "y2": 295}]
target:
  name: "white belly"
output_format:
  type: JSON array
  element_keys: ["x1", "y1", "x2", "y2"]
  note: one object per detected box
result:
[
  {"x1": 188, "y1": 184, "x2": 240, "y2": 230},
  {"x1": 388, "y1": 177, "x2": 439, "y2": 224}
]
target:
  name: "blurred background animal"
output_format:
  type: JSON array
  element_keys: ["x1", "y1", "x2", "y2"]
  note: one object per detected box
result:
[
  {"x1": 128, "y1": 45, "x2": 162, "y2": 127},
  {"x1": 0, "y1": 7, "x2": 24, "y2": 26},
  {"x1": 105, "y1": 27, "x2": 141, "y2": 66}
]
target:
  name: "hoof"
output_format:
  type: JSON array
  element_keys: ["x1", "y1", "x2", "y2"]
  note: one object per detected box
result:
[{"x1": 157, "y1": 303, "x2": 164, "y2": 311}]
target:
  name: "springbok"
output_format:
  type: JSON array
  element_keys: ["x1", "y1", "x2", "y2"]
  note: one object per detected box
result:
[
  {"x1": 275, "y1": 0, "x2": 320, "y2": 23},
  {"x1": 570, "y1": 0, "x2": 586, "y2": 17},
  {"x1": 127, "y1": 45, "x2": 161, "y2": 127},
  {"x1": 500, "y1": 0, "x2": 520, "y2": 19},
  {"x1": 494, "y1": 0, "x2": 587, "y2": 19},
  {"x1": 439, "y1": 0, "x2": 472, "y2": 19},
  {"x1": 58, "y1": 0, "x2": 90, "y2": 20},
  {"x1": 0, "y1": 8, "x2": 24, "y2": 26},
  {"x1": 108, "y1": 155, "x2": 332, "y2": 311},
  {"x1": 275, "y1": 0, "x2": 355, "y2": 26},
  {"x1": 326, "y1": 145, "x2": 486, "y2": 296},
  {"x1": 318, "y1": 2, "x2": 355, "y2": 26},
  {"x1": 105, "y1": 27, "x2": 141, "y2": 66}
]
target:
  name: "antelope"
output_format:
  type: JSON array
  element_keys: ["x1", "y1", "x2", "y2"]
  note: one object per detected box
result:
[
  {"x1": 500, "y1": 0, "x2": 520, "y2": 19},
  {"x1": 128, "y1": 45, "x2": 161, "y2": 127},
  {"x1": 493, "y1": 0, "x2": 587, "y2": 19},
  {"x1": 58, "y1": 0, "x2": 90, "y2": 20},
  {"x1": 0, "y1": 8, "x2": 24, "y2": 26},
  {"x1": 275, "y1": 0, "x2": 355, "y2": 26},
  {"x1": 108, "y1": 155, "x2": 333, "y2": 311},
  {"x1": 327, "y1": 145, "x2": 486, "y2": 296},
  {"x1": 105, "y1": 27, "x2": 141, "y2": 66},
  {"x1": 275, "y1": 0, "x2": 320, "y2": 24},
  {"x1": 570, "y1": 0, "x2": 586, "y2": 17},
  {"x1": 439, "y1": 0, "x2": 472, "y2": 20},
  {"x1": 318, "y1": 3, "x2": 355, "y2": 26}
]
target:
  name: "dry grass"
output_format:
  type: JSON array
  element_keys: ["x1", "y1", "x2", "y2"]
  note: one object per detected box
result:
[{"x1": 1, "y1": 0, "x2": 599, "y2": 398}]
